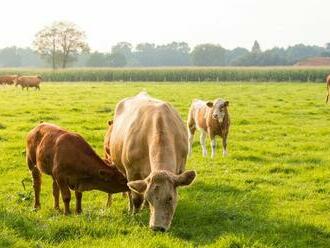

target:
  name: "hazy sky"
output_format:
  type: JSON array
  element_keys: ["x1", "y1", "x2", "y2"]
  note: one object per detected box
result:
[{"x1": 0, "y1": 0, "x2": 328, "y2": 52}]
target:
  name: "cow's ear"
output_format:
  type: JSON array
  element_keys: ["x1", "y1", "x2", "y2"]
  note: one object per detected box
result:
[
  {"x1": 128, "y1": 180, "x2": 147, "y2": 194},
  {"x1": 224, "y1": 101, "x2": 229, "y2": 107},
  {"x1": 175, "y1": 170, "x2": 196, "y2": 187},
  {"x1": 108, "y1": 120, "x2": 113, "y2": 126},
  {"x1": 206, "y1": 101, "x2": 213, "y2": 108}
]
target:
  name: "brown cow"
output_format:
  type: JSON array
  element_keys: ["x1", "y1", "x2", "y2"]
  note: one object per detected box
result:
[
  {"x1": 110, "y1": 92, "x2": 196, "y2": 232},
  {"x1": 0, "y1": 75, "x2": 18, "y2": 85},
  {"x1": 26, "y1": 123, "x2": 128, "y2": 214},
  {"x1": 326, "y1": 75, "x2": 330, "y2": 103},
  {"x1": 187, "y1": 99, "x2": 230, "y2": 158},
  {"x1": 15, "y1": 76, "x2": 41, "y2": 90}
]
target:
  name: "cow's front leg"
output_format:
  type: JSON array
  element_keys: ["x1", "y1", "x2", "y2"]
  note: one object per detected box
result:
[
  {"x1": 211, "y1": 137, "x2": 216, "y2": 158},
  {"x1": 200, "y1": 131, "x2": 207, "y2": 157},
  {"x1": 131, "y1": 191, "x2": 144, "y2": 214}
]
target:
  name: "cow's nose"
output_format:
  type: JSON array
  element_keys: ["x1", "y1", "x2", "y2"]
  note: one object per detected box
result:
[{"x1": 151, "y1": 226, "x2": 166, "y2": 232}]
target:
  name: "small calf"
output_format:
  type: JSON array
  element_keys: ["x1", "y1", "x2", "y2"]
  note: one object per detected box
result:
[
  {"x1": 187, "y1": 98, "x2": 230, "y2": 158},
  {"x1": 26, "y1": 123, "x2": 128, "y2": 214},
  {"x1": 15, "y1": 76, "x2": 41, "y2": 90}
]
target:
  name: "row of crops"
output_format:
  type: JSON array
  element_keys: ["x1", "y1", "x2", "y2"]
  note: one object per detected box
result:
[{"x1": 0, "y1": 67, "x2": 329, "y2": 82}]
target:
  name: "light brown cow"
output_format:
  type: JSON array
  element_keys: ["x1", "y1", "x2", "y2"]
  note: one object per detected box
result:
[
  {"x1": 326, "y1": 75, "x2": 330, "y2": 103},
  {"x1": 15, "y1": 76, "x2": 41, "y2": 90},
  {"x1": 0, "y1": 75, "x2": 18, "y2": 85},
  {"x1": 187, "y1": 99, "x2": 230, "y2": 158},
  {"x1": 26, "y1": 123, "x2": 128, "y2": 214},
  {"x1": 110, "y1": 92, "x2": 196, "y2": 232}
]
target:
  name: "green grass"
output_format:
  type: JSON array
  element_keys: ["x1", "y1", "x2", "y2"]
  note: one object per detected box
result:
[{"x1": 0, "y1": 82, "x2": 329, "y2": 248}]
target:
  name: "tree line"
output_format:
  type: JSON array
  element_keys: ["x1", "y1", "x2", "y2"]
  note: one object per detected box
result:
[{"x1": 1, "y1": 21, "x2": 330, "y2": 68}]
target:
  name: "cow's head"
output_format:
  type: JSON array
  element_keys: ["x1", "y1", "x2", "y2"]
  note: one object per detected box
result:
[
  {"x1": 206, "y1": 99, "x2": 229, "y2": 123},
  {"x1": 127, "y1": 170, "x2": 196, "y2": 232}
]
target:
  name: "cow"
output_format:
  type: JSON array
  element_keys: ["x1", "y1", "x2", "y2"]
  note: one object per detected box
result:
[
  {"x1": 15, "y1": 76, "x2": 41, "y2": 90},
  {"x1": 326, "y1": 75, "x2": 330, "y2": 103},
  {"x1": 187, "y1": 98, "x2": 230, "y2": 158},
  {"x1": 109, "y1": 92, "x2": 196, "y2": 232},
  {"x1": 26, "y1": 123, "x2": 129, "y2": 215},
  {"x1": 0, "y1": 75, "x2": 18, "y2": 86}
]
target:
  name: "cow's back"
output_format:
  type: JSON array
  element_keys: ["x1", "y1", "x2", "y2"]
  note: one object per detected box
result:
[{"x1": 110, "y1": 93, "x2": 188, "y2": 179}]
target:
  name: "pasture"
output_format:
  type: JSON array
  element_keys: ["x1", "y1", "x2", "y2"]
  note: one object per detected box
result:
[{"x1": 0, "y1": 82, "x2": 329, "y2": 247}]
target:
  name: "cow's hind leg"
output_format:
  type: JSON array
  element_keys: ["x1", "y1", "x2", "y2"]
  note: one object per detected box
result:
[
  {"x1": 56, "y1": 177, "x2": 71, "y2": 215},
  {"x1": 200, "y1": 130, "x2": 207, "y2": 157},
  {"x1": 106, "y1": 193, "x2": 112, "y2": 208},
  {"x1": 28, "y1": 157, "x2": 41, "y2": 210},
  {"x1": 52, "y1": 179, "x2": 60, "y2": 210}
]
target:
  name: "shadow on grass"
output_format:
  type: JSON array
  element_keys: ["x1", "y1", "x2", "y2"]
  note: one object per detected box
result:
[{"x1": 170, "y1": 182, "x2": 330, "y2": 247}]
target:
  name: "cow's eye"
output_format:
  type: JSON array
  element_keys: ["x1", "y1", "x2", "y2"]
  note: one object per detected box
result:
[{"x1": 167, "y1": 197, "x2": 172, "y2": 202}]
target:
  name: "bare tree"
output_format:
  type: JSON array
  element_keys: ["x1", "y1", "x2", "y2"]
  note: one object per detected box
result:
[{"x1": 33, "y1": 21, "x2": 89, "y2": 69}]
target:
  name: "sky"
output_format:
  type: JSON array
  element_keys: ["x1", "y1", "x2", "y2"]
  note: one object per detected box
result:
[{"x1": 0, "y1": 0, "x2": 329, "y2": 52}]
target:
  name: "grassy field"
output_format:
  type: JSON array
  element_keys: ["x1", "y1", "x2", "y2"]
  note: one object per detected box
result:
[{"x1": 0, "y1": 82, "x2": 329, "y2": 248}]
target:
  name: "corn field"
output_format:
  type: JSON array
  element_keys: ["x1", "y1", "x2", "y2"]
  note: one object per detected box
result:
[{"x1": 0, "y1": 67, "x2": 329, "y2": 82}]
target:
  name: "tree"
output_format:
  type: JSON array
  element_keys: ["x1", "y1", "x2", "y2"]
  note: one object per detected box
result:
[
  {"x1": 86, "y1": 52, "x2": 107, "y2": 67},
  {"x1": 33, "y1": 21, "x2": 89, "y2": 69},
  {"x1": 252, "y1": 40, "x2": 261, "y2": 53},
  {"x1": 111, "y1": 42, "x2": 133, "y2": 58},
  {"x1": 191, "y1": 44, "x2": 226, "y2": 66},
  {"x1": 0, "y1": 47, "x2": 21, "y2": 67},
  {"x1": 326, "y1": 43, "x2": 330, "y2": 50},
  {"x1": 109, "y1": 52, "x2": 127, "y2": 67},
  {"x1": 225, "y1": 47, "x2": 249, "y2": 65}
]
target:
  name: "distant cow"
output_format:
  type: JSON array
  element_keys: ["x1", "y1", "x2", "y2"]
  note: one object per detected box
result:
[
  {"x1": 0, "y1": 75, "x2": 18, "y2": 85},
  {"x1": 110, "y1": 92, "x2": 196, "y2": 232},
  {"x1": 15, "y1": 76, "x2": 41, "y2": 90},
  {"x1": 26, "y1": 123, "x2": 128, "y2": 214},
  {"x1": 187, "y1": 98, "x2": 230, "y2": 158},
  {"x1": 326, "y1": 75, "x2": 330, "y2": 103}
]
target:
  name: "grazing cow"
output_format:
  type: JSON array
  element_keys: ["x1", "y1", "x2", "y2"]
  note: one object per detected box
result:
[
  {"x1": 15, "y1": 76, "x2": 41, "y2": 90},
  {"x1": 0, "y1": 75, "x2": 18, "y2": 86},
  {"x1": 187, "y1": 98, "x2": 230, "y2": 158},
  {"x1": 26, "y1": 123, "x2": 128, "y2": 214},
  {"x1": 326, "y1": 75, "x2": 330, "y2": 103},
  {"x1": 110, "y1": 92, "x2": 196, "y2": 232}
]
